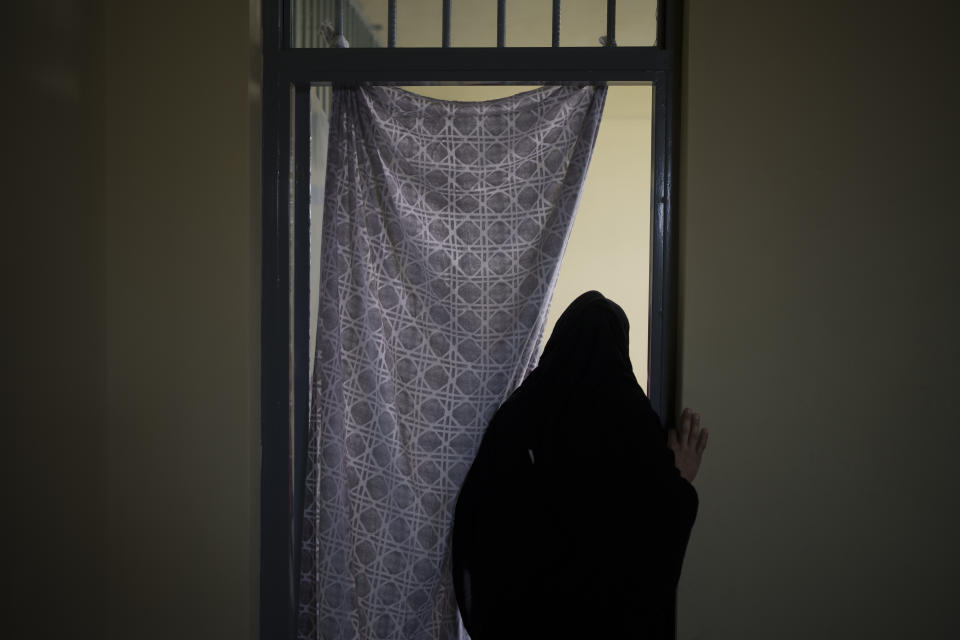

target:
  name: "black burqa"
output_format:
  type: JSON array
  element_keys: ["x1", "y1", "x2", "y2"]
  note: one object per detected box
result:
[{"x1": 452, "y1": 291, "x2": 698, "y2": 639}]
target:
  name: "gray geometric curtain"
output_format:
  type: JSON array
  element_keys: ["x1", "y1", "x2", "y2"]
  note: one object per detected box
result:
[{"x1": 299, "y1": 84, "x2": 607, "y2": 640}]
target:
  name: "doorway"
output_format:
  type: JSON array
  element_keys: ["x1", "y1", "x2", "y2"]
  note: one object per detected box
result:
[{"x1": 261, "y1": 1, "x2": 683, "y2": 636}]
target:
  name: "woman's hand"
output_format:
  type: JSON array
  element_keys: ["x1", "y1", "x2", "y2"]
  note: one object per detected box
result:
[{"x1": 668, "y1": 408, "x2": 708, "y2": 483}]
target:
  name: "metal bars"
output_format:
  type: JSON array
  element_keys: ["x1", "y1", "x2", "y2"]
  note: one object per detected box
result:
[
  {"x1": 334, "y1": 0, "x2": 344, "y2": 39},
  {"x1": 388, "y1": 0, "x2": 397, "y2": 47},
  {"x1": 260, "y1": 2, "x2": 292, "y2": 636},
  {"x1": 497, "y1": 0, "x2": 506, "y2": 48},
  {"x1": 275, "y1": 47, "x2": 670, "y2": 84},
  {"x1": 646, "y1": 0, "x2": 682, "y2": 430},
  {"x1": 552, "y1": 0, "x2": 561, "y2": 47},
  {"x1": 291, "y1": 85, "x2": 312, "y2": 628},
  {"x1": 606, "y1": 0, "x2": 617, "y2": 46},
  {"x1": 442, "y1": 0, "x2": 451, "y2": 47},
  {"x1": 293, "y1": 0, "x2": 654, "y2": 49}
]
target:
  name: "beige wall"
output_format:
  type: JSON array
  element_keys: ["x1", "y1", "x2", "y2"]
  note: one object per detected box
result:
[
  {"x1": 678, "y1": 1, "x2": 960, "y2": 638},
  {"x1": 7, "y1": 1, "x2": 260, "y2": 638},
  {"x1": 6, "y1": 2, "x2": 108, "y2": 637},
  {"x1": 104, "y1": 1, "x2": 260, "y2": 638}
]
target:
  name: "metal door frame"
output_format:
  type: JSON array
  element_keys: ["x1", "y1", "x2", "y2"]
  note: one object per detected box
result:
[{"x1": 260, "y1": 2, "x2": 684, "y2": 637}]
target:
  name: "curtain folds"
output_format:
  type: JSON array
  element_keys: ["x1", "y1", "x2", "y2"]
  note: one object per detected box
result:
[{"x1": 299, "y1": 84, "x2": 607, "y2": 640}]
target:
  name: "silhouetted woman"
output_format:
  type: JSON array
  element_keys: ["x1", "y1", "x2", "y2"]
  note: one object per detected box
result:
[{"x1": 452, "y1": 291, "x2": 707, "y2": 639}]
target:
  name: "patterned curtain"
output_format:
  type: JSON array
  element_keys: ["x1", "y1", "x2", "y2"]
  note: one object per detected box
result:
[{"x1": 300, "y1": 84, "x2": 607, "y2": 640}]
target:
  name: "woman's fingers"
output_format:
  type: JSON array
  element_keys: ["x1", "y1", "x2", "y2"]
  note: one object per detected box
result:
[
  {"x1": 679, "y1": 408, "x2": 691, "y2": 444},
  {"x1": 673, "y1": 408, "x2": 707, "y2": 482},
  {"x1": 689, "y1": 413, "x2": 701, "y2": 447},
  {"x1": 696, "y1": 427, "x2": 708, "y2": 456}
]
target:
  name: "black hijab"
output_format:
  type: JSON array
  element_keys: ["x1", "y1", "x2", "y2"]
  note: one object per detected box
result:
[{"x1": 452, "y1": 291, "x2": 698, "y2": 639}]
